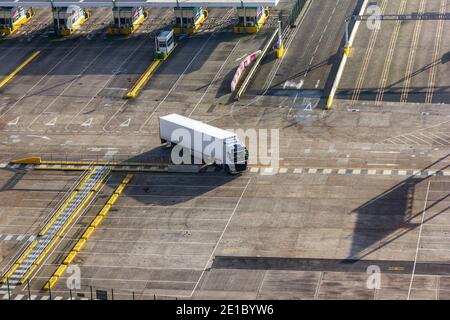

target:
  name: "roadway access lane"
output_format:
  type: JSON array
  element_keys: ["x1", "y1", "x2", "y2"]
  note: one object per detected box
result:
[
  {"x1": 338, "y1": 0, "x2": 450, "y2": 105},
  {"x1": 248, "y1": 0, "x2": 358, "y2": 97}
]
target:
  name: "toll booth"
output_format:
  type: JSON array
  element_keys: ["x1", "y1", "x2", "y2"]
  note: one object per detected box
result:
[
  {"x1": 108, "y1": 7, "x2": 148, "y2": 35},
  {"x1": 234, "y1": 7, "x2": 269, "y2": 33},
  {"x1": 154, "y1": 30, "x2": 176, "y2": 60},
  {"x1": 173, "y1": 7, "x2": 208, "y2": 34},
  {"x1": 0, "y1": 7, "x2": 33, "y2": 36},
  {"x1": 52, "y1": 6, "x2": 90, "y2": 36}
]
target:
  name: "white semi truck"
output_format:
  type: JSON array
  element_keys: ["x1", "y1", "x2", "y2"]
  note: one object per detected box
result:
[{"x1": 159, "y1": 114, "x2": 248, "y2": 174}]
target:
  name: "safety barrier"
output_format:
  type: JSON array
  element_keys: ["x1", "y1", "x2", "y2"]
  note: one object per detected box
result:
[
  {"x1": 1, "y1": 167, "x2": 110, "y2": 289},
  {"x1": 43, "y1": 175, "x2": 133, "y2": 290},
  {"x1": 0, "y1": 51, "x2": 41, "y2": 89},
  {"x1": 39, "y1": 170, "x2": 94, "y2": 237},
  {"x1": 0, "y1": 239, "x2": 38, "y2": 284},
  {"x1": 126, "y1": 60, "x2": 161, "y2": 99}
]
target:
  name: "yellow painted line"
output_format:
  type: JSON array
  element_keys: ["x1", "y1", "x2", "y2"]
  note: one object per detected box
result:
[
  {"x1": 43, "y1": 276, "x2": 59, "y2": 290},
  {"x1": 42, "y1": 161, "x2": 169, "y2": 167},
  {"x1": 123, "y1": 174, "x2": 134, "y2": 184},
  {"x1": 126, "y1": 59, "x2": 161, "y2": 99},
  {"x1": 63, "y1": 251, "x2": 78, "y2": 265},
  {"x1": 90, "y1": 215, "x2": 104, "y2": 228},
  {"x1": 107, "y1": 194, "x2": 119, "y2": 206},
  {"x1": 81, "y1": 227, "x2": 95, "y2": 240},
  {"x1": 114, "y1": 184, "x2": 126, "y2": 195},
  {"x1": 0, "y1": 239, "x2": 38, "y2": 283},
  {"x1": 19, "y1": 263, "x2": 38, "y2": 284},
  {"x1": 111, "y1": 168, "x2": 169, "y2": 173},
  {"x1": 0, "y1": 263, "x2": 20, "y2": 284},
  {"x1": 98, "y1": 204, "x2": 112, "y2": 217},
  {"x1": 72, "y1": 238, "x2": 87, "y2": 252},
  {"x1": 76, "y1": 169, "x2": 95, "y2": 190},
  {"x1": 53, "y1": 264, "x2": 68, "y2": 278},
  {"x1": 34, "y1": 167, "x2": 88, "y2": 171},
  {"x1": 16, "y1": 240, "x2": 38, "y2": 265},
  {"x1": 0, "y1": 51, "x2": 40, "y2": 89},
  {"x1": 10, "y1": 157, "x2": 41, "y2": 164},
  {"x1": 11, "y1": 158, "x2": 169, "y2": 167},
  {"x1": 388, "y1": 266, "x2": 405, "y2": 271}
]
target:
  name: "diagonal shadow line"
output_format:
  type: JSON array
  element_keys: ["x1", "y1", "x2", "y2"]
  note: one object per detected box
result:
[
  {"x1": 347, "y1": 154, "x2": 449, "y2": 260},
  {"x1": 384, "y1": 52, "x2": 447, "y2": 90},
  {"x1": 353, "y1": 159, "x2": 449, "y2": 213},
  {"x1": 349, "y1": 203, "x2": 450, "y2": 262},
  {"x1": 339, "y1": 51, "x2": 450, "y2": 95}
]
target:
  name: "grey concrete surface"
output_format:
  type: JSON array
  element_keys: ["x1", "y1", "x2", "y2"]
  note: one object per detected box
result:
[
  {"x1": 338, "y1": 0, "x2": 450, "y2": 105},
  {"x1": 0, "y1": 1, "x2": 449, "y2": 300}
]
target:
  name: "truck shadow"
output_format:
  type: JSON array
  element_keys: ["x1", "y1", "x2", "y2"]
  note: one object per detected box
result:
[{"x1": 106, "y1": 146, "x2": 241, "y2": 207}]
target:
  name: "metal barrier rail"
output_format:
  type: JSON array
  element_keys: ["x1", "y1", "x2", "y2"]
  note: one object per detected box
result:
[
  {"x1": 0, "y1": 166, "x2": 111, "y2": 288},
  {"x1": 43, "y1": 174, "x2": 133, "y2": 290},
  {"x1": 38, "y1": 165, "x2": 94, "y2": 236},
  {"x1": 235, "y1": 28, "x2": 279, "y2": 100},
  {"x1": 0, "y1": 164, "x2": 94, "y2": 283}
]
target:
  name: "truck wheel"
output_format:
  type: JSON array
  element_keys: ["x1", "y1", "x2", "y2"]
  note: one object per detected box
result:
[{"x1": 224, "y1": 165, "x2": 230, "y2": 174}]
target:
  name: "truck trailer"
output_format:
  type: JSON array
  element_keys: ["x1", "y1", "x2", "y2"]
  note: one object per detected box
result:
[{"x1": 159, "y1": 114, "x2": 248, "y2": 174}]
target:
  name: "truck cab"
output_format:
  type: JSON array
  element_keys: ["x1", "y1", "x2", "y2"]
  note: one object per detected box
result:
[{"x1": 224, "y1": 137, "x2": 248, "y2": 174}]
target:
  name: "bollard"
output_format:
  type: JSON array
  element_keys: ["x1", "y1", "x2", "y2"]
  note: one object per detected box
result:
[
  {"x1": 6, "y1": 278, "x2": 11, "y2": 300},
  {"x1": 27, "y1": 279, "x2": 31, "y2": 300}
]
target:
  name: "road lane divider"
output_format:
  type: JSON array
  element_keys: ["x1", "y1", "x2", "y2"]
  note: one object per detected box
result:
[
  {"x1": 126, "y1": 60, "x2": 161, "y2": 99},
  {"x1": 326, "y1": 0, "x2": 370, "y2": 109},
  {"x1": 43, "y1": 175, "x2": 133, "y2": 290},
  {"x1": 0, "y1": 51, "x2": 41, "y2": 90},
  {"x1": 0, "y1": 167, "x2": 110, "y2": 289},
  {"x1": 39, "y1": 170, "x2": 94, "y2": 237}
]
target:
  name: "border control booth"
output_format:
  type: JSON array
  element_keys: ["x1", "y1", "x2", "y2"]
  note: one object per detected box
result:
[
  {"x1": 52, "y1": 6, "x2": 90, "y2": 36},
  {"x1": 0, "y1": 0, "x2": 280, "y2": 36},
  {"x1": 173, "y1": 6, "x2": 207, "y2": 34},
  {"x1": 109, "y1": 6, "x2": 147, "y2": 34},
  {"x1": 234, "y1": 6, "x2": 269, "y2": 33},
  {"x1": 0, "y1": 6, "x2": 33, "y2": 35}
]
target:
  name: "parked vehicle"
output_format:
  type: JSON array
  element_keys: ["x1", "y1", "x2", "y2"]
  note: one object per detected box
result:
[{"x1": 159, "y1": 114, "x2": 248, "y2": 174}]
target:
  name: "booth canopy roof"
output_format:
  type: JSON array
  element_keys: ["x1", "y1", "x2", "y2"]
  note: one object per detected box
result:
[{"x1": 0, "y1": 0, "x2": 280, "y2": 8}]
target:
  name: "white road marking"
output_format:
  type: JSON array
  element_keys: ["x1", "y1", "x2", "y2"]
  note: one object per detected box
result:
[
  {"x1": 400, "y1": 0, "x2": 427, "y2": 104},
  {"x1": 190, "y1": 178, "x2": 252, "y2": 297},
  {"x1": 81, "y1": 118, "x2": 93, "y2": 127},
  {"x1": 367, "y1": 163, "x2": 399, "y2": 167},
  {"x1": 188, "y1": 40, "x2": 240, "y2": 118},
  {"x1": 0, "y1": 41, "x2": 85, "y2": 121},
  {"x1": 370, "y1": 151, "x2": 400, "y2": 154},
  {"x1": 65, "y1": 39, "x2": 148, "y2": 130},
  {"x1": 45, "y1": 117, "x2": 57, "y2": 126},
  {"x1": 7, "y1": 117, "x2": 20, "y2": 126},
  {"x1": 352, "y1": 0, "x2": 388, "y2": 105},
  {"x1": 120, "y1": 118, "x2": 131, "y2": 127},
  {"x1": 408, "y1": 179, "x2": 431, "y2": 300}
]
